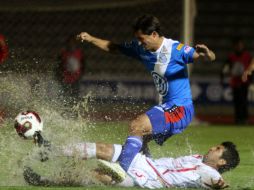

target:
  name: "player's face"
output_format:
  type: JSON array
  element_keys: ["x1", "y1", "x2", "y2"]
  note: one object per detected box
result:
[
  {"x1": 203, "y1": 145, "x2": 226, "y2": 166},
  {"x1": 134, "y1": 30, "x2": 159, "y2": 51}
]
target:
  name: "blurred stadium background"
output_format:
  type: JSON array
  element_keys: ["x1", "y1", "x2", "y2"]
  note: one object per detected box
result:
[{"x1": 1, "y1": 0, "x2": 254, "y2": 124}]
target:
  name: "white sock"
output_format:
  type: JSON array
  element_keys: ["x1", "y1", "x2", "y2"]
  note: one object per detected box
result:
[
  {"x1": 111, "y1": 144, "x2": 122, "y2": 162},
  {"x1": 62, "y1": 142, "x2": 96, "y2": 159}
]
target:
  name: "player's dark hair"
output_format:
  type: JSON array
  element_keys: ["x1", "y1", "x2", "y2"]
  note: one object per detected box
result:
[
  {"x1": 133, "y1": 15, "x2": 162, "y2": 36},
  {"x1": 218, "y1": 141, "x2": 240, "y2": 173}
]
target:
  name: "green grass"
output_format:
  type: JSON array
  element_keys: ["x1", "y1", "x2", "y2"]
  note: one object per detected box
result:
[{"x1": 1, "y1": 121, "x2": 254, "y2": 190}]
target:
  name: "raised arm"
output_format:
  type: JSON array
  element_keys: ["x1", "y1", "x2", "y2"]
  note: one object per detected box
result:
[
  {"x1": 242, "y1": 57, "x2": 254, "y2": 82},
  {"x1": 193, "y1": 44, "x2": 216, "y2": 62},
  {"x1": 76, "y1": 32, "x2": 119, "y2": 53}
]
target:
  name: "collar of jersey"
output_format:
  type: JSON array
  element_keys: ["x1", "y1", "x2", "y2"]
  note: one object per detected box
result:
[{"x1": 151, "y1": 37, "x2": 165, "y2": 54}]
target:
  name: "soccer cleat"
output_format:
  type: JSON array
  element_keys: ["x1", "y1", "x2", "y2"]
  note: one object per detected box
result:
[
  {"x1": 97, "y1": 159, "x2": 126, "y2": 183},
  {"x1": 23, "y1": 167, "x2": 52, "y2": 186},
  {"x1": 33, "y1": 132, "x2": 51, "y2": 162},
  {"x1": 33, "y1": 132, "x2": 51, "y2": 148},
  {"x1": 23, "y1": 167, "x2": 82, "y2": 187}
]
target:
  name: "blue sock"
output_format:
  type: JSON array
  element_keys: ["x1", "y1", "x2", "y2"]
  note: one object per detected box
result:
[{"x1": 118, "y1": 136, "x2": 143, "y2": 171}]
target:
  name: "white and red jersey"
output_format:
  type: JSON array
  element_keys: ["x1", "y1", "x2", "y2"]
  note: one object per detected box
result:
[{"x1": 126, "y1": 153, "x2": 221, "y2": 189}]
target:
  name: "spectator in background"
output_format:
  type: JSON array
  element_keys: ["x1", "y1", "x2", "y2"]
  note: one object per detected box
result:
[
  {"x1": 221, "y1": 37, "x2": 252, "y2": 125},
  {"x1": 56, "y1": 36, "x2": 85, "y2": 104},
  {"x1": 242, "y1": 58, "x2": 254, "y2": 82},
  {"x1": 0, "y1": 34, "x2": 9, "y2": 126},
  {"x1": 0, "y1": 34, "x2": 9, "y2": 64}
]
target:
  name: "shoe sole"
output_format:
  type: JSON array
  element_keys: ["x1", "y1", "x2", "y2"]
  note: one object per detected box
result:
[{"x1": 97, "y1": 159, "x2": 126, "y2": 182}]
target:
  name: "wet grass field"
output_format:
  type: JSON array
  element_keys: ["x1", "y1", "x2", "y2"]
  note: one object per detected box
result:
[{"x1": 1, "y1": 120, "x2": 254, "y2": 190}]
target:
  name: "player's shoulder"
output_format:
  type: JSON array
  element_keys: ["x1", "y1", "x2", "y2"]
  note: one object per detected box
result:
[
  {"x1": 164, "y1": 38, "x2": 192, "y2": 56},
  {"x1": 199, "y1": 163, "x2": 221, "y2": 179},
  {"x1": 163, "y1": 38, "x2": 179, "y2": 48}
]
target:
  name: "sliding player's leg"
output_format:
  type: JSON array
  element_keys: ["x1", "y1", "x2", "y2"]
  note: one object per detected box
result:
[
  {"x1": 23, "y1": 167, "x2": 56, "y2": 186},
  {"x1": 62, "y1": 142, "x2": 122, "y2": 162},
  {"x1": 62, "y1": 114, "x2": 152, "y2": 172},
  {"x1": 93, "y1": 168, "x2": 135, "y2": 187}
]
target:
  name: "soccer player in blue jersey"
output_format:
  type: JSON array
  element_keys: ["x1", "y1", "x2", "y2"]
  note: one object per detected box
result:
[{"x1": 76, "y1": 15, "x2": 215, "y2": 171}]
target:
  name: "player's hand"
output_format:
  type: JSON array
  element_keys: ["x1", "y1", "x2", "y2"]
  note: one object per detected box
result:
[
  {"x1": 76, "y1": 32, "x2": 93, "y2": 43},
  {"x1": 242, "y1": 70, "x2": 252, "y2": 82},
  {"x1": 195, "y1": 44, "x2": 215, "y2": 61},
  {"x1": 195, "y1": 44, "x2": 210, "y2": 57},
  {"x1": 205, "y1": 178, "x2": 229, "y2": 189}
]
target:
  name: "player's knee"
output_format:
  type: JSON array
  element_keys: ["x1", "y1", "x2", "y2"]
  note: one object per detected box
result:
[
  {"x1": 129, "y1": 114, "x2": 152, "y2": 136},
  {"x1": 129, "y1": 120, "x2": 142, "y2": 136}
]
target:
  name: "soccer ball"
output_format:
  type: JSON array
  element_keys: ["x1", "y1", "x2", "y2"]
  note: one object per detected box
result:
[{"x1": 14, "y1": 111, "x2": 43, "y2": 139}]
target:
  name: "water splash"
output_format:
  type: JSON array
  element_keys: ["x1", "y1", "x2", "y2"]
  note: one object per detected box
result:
[{"x1": 0, "y1": 72, "x2": 98, "y2": 186}]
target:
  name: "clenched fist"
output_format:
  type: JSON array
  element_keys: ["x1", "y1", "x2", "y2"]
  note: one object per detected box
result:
[{"x1": 76, "y1": 32, "x2": 93, "y2": 42}]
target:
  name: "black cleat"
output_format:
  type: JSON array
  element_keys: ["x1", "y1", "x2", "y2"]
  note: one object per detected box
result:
[
  {"x1": 33, "y1": 132, "x2": 51, "y2": 162},
  {"x1": 23, "y1": 167, "x2": 51, "y2": 186},
  {"x1": 34, "y1": 132, "x2": 51, "y2": 148}
]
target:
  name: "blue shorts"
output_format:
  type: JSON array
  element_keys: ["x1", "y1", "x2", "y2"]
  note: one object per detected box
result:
[{"x1": 146, "y1": 102, "x2": 194, "y2": 145}]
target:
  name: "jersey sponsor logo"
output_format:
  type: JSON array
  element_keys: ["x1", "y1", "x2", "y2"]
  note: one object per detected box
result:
[
  {"x1": 159, "y1": 52, "x2": 167, "y2": 63},
  {"x1": 176, "y1": 43, "x2": 184, "y2": 50},
  {"x1": 184, "y1": 46, "x2": 192, "y2": 53},
  {"x1": 161, "y1": 46, "x2": 168, "y2": 53},
  {"x1": 158, "y1": 46, "x2": 168, "y2": 63},
  {"x1": 151, "y1": 71, "x2": 168, "y2": 96}
]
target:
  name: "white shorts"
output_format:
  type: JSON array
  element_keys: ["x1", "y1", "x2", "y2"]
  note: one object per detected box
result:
[{"x1": 126, "y1": 153, "x2": 164, "y2": 189}]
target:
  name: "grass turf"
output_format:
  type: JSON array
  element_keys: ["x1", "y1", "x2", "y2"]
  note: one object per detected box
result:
[{"x1": 0, "y1": 121, "x2": 254, "y2": 190}]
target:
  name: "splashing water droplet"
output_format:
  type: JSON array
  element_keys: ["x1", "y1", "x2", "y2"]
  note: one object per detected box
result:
[{"x1": 0, "y1": 72, "x2": 98, "y2": 186}]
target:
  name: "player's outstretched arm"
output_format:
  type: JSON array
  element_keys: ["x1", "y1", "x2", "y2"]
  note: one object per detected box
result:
[
  {"x1": 193, "y1": 44, "x2": 216, "y2": 62},
  {"x1": 77, "y1": 32, "x2": 119, "y2": 53},
  {"x1": 242, "y1": 57, "x2": 254, "y2": 82},
  {"x1": 204, "y1": 178, "x2": 229, "y2": 189}
]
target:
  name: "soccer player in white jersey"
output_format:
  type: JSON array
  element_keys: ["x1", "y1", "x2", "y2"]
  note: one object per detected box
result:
[
  {"x1": 24, "y1": 141, "x2": 239, "y2": 189},
  {"x1": 76, "y1": 15, "x2": 216, "y2": 171},
  {"x1": 94, "y1": 141, "x2": 239, "y2": 189}
]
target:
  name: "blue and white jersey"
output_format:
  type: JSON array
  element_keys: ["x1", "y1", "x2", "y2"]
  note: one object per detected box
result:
[{"x1": 119, "y1": 38, "x2": 195, "y2": 105}]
